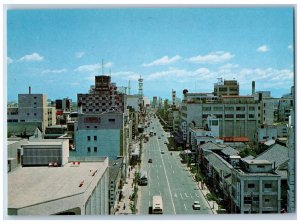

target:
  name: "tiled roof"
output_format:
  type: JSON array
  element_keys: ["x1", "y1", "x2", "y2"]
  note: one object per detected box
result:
[
  {"x1": 221, "y1": 146, "x2": 239, "y2": 156},
  {"x1": 205, "y1": 153, "x2": 233, "y2": 176},
  {"x1": 255, "y1": 143, "x2": 288, "y2": 169}
]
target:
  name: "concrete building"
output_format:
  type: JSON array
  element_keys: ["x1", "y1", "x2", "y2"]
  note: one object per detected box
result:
[
  {"x1": 7, "y1": 138, "x2": 28, "y2": 172},
  {"x1": 74, "y1": 112, "x2": 124, "y2": 160},
  {"x1": 77, "y1": 75, "x2": 125, "y2": 114},
  {"x1": 277, "y1": 97, "x2": 293, "y2": 122},
  {"x1": 287, "y1": 110, "x2": 295, "y2": 213},
  {"x1": 21, "y1": 139, "x2": 69, "y2": 167},
  {"x1": 213, "y1": 79, "x2": 239, "y2": 97},
  {"x1": 8, "y1": 157, "x2": 109, "y2": 215},
  {"x1": 126, "y1": 95, "x2": 139, "y2": 112},
  {"x1": 231, "y1": 159, "x2": 281, "y2": 213},
  {"x1": 152, "y1": 96, "x2": 158, "y2": 108},
  {"x1": 180, "y1": 95, "x2": 258, "y2": 144}
]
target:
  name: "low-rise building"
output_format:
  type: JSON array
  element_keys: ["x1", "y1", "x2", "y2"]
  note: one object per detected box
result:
[
  {"x1": 8, "y1": 157, "x2": 109, "y2": 215},
  {"x1": 21, "y1": 139, "x2": 69, "y2": 167},
  {"x1": 7, "y1": 138, "x2": 27, "y2": 172},
  {"x1": 231, "y1": 159, "x2": 281, "y2": 213}
]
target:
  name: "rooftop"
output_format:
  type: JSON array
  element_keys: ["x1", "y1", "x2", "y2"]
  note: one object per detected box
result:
[
  {"x1": 8, "y1": 158, "x2": 108, "y2": 209},
  {"x1": 256, "y1": 143, "x2": 288, "y2": 169},
  {"x1": 243, "y1": 159, "x2": 272, "y2": 165}
]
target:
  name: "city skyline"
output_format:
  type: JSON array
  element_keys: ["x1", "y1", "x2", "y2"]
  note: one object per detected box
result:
[{"x1": 7, "y1": 7, "x2": 294, "y2": 101}]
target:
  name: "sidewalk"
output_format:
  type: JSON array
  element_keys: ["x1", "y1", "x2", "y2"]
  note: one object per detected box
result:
[
  {"x1": 114, "y1": 165, "x2": 139, "y2": 215},
  {"x1": 114, "y1": 141, "x2": 141, "y2": 215}
]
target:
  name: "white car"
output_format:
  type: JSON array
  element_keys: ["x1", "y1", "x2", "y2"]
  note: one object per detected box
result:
[{"x1": 193, "y1": 201, "x2": 201, "y2": 210}]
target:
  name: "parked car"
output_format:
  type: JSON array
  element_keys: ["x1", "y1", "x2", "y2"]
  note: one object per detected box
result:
[
  {"x1": 148, "y1": 158, "x2": 152, "y2": 163},
  {"x1": 193, "y1": 201, "x2": 201, "y2": 210},
  {"x1": 161, "y1": 150, "x2": 165, "y2": 154}
]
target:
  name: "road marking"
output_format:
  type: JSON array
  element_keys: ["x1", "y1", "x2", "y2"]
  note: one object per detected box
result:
[
  {"x1": 195, "y1": 193, "x2": 200, "y2": 198},
  {"x1": 173, "y1": 170, "x2": 174, "y2": 174},
  {"x1": 190, "y1": 193, "x2": 193, "y2": 199},
  {"x1": 185, "y1": 193, "x2": 189, "y2": 198},
  {"x1": 180, "y1": 193, "x2": 183, "y2": 199},
  {"x1": 174, "y1": 193, "x2": 177, "y2": 198},
  {"x1": 184, "y1": 203, "x2": 187, "y2": 211},
  {"x1": 157, "y1": 175, "x2": 159, "y2": 180},
  {"x1": 157, "y1": 129, "x2": 176, "y2": 214}
]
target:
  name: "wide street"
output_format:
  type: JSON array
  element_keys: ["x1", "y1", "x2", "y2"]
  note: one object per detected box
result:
[{"x1": 138, "y1": 116, "x2": 213, "y2": 215}]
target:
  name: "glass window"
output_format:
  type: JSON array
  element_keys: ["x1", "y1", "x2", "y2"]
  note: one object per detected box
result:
[
  {"x1": 87, "y1": 136, "x2": 91, "y2": 141},
  {"x1": 94, "y1": 147, "x2": 97, "y2": 152},
  {"x1": 94, "y1": 136, "x2": 97, "y2": 141},
  {"x1": 87, "y1": 147, "x2": 90, "y2": 152}
]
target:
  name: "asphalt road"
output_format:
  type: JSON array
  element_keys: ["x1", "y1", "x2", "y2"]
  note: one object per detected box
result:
[{"x1": 139, "y1": 116, "x2": 213, "y2": 215}]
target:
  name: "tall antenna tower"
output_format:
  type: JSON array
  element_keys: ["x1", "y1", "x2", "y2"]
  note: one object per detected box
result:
[
  {"x1": 138, "y1": 75, "x2": 143, "y2": 112},
  {"x1": 128, "y1": 80, "x2": 131, "y2": 95}
]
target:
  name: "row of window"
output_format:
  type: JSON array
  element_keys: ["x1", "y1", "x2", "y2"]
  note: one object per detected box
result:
[
  {"x1": 87, "y1": 136, "x2": 98, "y2": 141},
  {"x1": 87, "y1": 147, "x2": 98, "y2": 152},
  {"x1": 203, "y1": 106, "x2": 256, "y2": 111},
  {"x1": 82, "y1": 107, "x2": 121, "y2": 112},
  {"x1": 247, "y1": 183, "x2": 272, "y2": 188},
  {"x1": 202, "y1": 114, "x2": 255, "y2": 119}
]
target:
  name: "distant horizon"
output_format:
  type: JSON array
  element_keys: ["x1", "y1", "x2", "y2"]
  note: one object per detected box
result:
[{"x1": 7, "y1": 7, "x2": 295, "y2": 102}]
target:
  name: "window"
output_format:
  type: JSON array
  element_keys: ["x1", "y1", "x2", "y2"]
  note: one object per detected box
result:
[
  {"x1": 203, "y1": 107, "x2": 211, "y2": 111},
  {"x1": 215, "y1": 114, "x2": 223, "y2": 118},
  {"x1": 94, "y1": 136, "x2": 97, "y2": 141},
  {"x1": 257, "y1": 165, "x2": 265, "y2": 168},
  {"x1": 211, "y1": 120, "x2": 218, "y2": 126},
  {"x1": 202, "y1": 114, "x2": 208, "y2": 118},
  {"x1": 264, "y1": 198, "x2": 270, "y2": 202},
  {"x1": 34, "y1": 113, "x2": 37, "y2": 116},
  {"x1": 94, "y1": 126, "x2": 98, "y2": 129},
  {"x1": 225, "y1": 114, "x2": 234, "y2": 118},
  {"x1": 87, "y1": 136, "x2": 91, "y2": 141},
  {"x1": 264, "y1": 183, "x2": 272, "y2": 188},
  {"x1": 94, "y1": 147, "x2": 97, "y2": 152},
  {"x1": 27, "y1": 113, "x2": 30, "y2": 116},
  {"x1": 87, "y1": 147, "x2": 91, "y2": 152},
  {"x1": 249, "y1": 114, "x2": 255, "y2": 118},
  {"x1": 109, "y1": 118, "x2": 115, "y2": 122},
  {"x1": 236, "y1": 114, "x2": 245, "y2": 118},
  {"x1": 249, "y1": 106, "x2": 255, "y2": 111},
  {"x1": 87, "y1": 126, "x2": 90, "y2": 129},
  {"x1": 248, "y1": 184, "x2": 255, "y2": 188},
  {"x1": 225, "y1": 106, "x2": 234, "y2": 111},
  {"x1": 236, "y1": 106, "x2": 245, "y2": 111}
]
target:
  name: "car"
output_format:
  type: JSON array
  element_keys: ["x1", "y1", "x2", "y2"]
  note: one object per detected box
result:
[
  {"x1": 158, "y1": 136, "x2": 161, "y2": 139},
  {"x1": 164, "y1": 142, "x2": 167, "y2": 144},
  {"x1": 161, "y1": 150, "x2": 165, "y2": 154},
  {"x1": 193, "y1": 201, "x2": 201, "y2": 210},
  {"x1": 148, "y1": 158, "x2": 152, "y2": 163}
]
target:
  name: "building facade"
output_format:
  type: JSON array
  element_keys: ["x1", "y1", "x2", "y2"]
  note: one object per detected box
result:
[{"x1": 74, "y1": 112, "x2": 124, "y2": 160}]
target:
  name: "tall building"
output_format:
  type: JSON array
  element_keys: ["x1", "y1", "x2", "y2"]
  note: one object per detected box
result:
[
  {"x1": 214, "y1": 79, "x2": 239, "y2": 97},
  {"x1": 77, "y1": 75, "x2": 125, "y2": 114},
  {"x1": 13, "y1": 87, "x2": 56, "y2": 133},
  {"x1": 172, "y1": 90, "x2": 176, "y2": 106},
  {"x1": 152, "y1": 96, "x2": 158, "y2": 108},
  {"x1": 74, "y1": 112, "x2": 124, "y2": 160},
  {"x1": 287, "y1": 109, "x2": 295, "y2": 212}
]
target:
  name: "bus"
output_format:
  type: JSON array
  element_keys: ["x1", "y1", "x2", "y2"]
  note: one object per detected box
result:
[
  {"x1": 139, "y1": 170, "x2": 148, "y2": 186},
  {"x1": 152, "y1": 195, "x2": 163, "y2": 214}
]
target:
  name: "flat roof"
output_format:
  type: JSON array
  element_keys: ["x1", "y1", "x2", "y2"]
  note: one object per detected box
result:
[
  {"x1": 243, "y1": 159, "x2": 272, "y2": 165},
  {"x1": 8, "y1": 160, "x2": 108, "y2": 209},
  {"x1": 23, "y1": 142, "x2": 63, "y2": 146}
]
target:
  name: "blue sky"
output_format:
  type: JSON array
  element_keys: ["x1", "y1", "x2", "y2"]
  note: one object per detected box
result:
[{"x1": 6, "y1": 7, "x2": 295, "y2": 102}]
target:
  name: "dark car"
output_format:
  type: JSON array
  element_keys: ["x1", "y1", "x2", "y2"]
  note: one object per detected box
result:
[{"x1": 148, "y1": 158, "x2": 152, "y2": 163}]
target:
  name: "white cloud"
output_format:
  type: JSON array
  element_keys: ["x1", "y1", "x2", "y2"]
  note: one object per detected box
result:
[
  {"x1": 42, "y1": 69, "x2": 67, "y2": 74},
  {"x1": 112, "y1": 71, "x2": 140, "y2": 80},
  {"x1": 219, "y1": 63, "x2": 239, "y2": 70},
  {"x1": 256, "y1": 45, "x2": 269, "y2": 52},
  {"x1": 75, "y1": 51, "x2": 85, "y2": 58},
  {"x1": 75, "y1": 63, "x2": 101, "y2": 73},
  {"x1": 142, "y1": 55, "x2": 181, "y2": 67},
  {"x1": 75, "y1": 62, "x2": 113, "y2": 74},
  {"x1": 7, "y1": 57, "x2": 13, "y2": 64},
  {"x1": 18, "y1": 52, "x2": 44, "y2": 62},
  {"x1": 188, "y1": 51, "x2": 234, "y2": 64}
]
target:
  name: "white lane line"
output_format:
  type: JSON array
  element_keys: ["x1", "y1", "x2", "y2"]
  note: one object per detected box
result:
[
  {"x1": 157, "y1": 130, "x2": 176, "y2": 214},
  {"x1": 180, "y1": 193, "x2": 183, "y2": 199},
  {"x1": 185, "y1": 193, "x2": 189, "y2": 198},
  {"x1": 184, "y1": 203, "x2": 187, "y2": 211},
  {"x1": 190, "y1": 193, "x2": 193, "y2": 199},
  {"x1": 157, "y1": 175, "x2": 159, "y2": 180}
]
